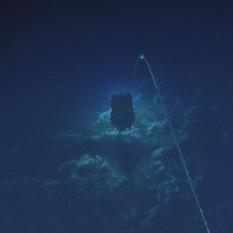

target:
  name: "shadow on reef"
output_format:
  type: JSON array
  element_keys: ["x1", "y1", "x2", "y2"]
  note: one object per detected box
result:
[{"x1": 79, "y1": 136, "x2": 151, "y2": 173}]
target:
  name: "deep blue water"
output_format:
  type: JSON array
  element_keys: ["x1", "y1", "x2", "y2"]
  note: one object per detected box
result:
[{"x1": 0, "y1": 2, "x2": 232, "y2": 233}]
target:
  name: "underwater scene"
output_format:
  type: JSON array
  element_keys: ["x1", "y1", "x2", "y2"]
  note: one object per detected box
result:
[{"x1": 0, "y1": 2, "x2": 232, "y2": 233}]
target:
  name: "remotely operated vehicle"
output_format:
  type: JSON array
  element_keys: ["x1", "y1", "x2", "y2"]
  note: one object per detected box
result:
[{"x1": 110, "y1": 93, "x2": 135, "y2": 132}]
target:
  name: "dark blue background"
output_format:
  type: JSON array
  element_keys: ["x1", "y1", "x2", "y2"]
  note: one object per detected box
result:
[{"x1": 0, "y1": 1, "x2": 232, "y2": 233}]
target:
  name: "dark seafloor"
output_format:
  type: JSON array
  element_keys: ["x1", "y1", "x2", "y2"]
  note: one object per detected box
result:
[{"x1": 0, "y1": 1, "x2": 232, "y2": 233}]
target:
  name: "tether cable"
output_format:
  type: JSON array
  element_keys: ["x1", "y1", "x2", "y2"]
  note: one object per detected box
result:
[{"x1": 135, "y1": 54, "x2": 211, "y2": 233}]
